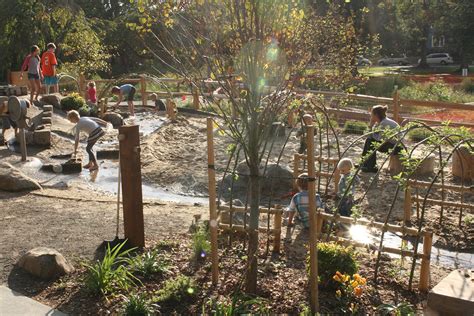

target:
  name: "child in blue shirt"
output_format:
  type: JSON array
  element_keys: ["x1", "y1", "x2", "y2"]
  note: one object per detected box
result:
[
  {"x1": 287, "y1": 173, "x2": 323, "y2": 228},
  {"x1": 336, "y1": 158, "x2": 360, "y2": 217}
]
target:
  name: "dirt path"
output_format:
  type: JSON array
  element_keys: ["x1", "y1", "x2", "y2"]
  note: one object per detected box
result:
[{"x1": 0, "y1": 188, "x2": 207, "y2": 285}]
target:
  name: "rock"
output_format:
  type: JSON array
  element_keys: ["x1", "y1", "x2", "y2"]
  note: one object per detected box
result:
[
  {"x1": 261, "y1": 164, "x2": 293, "y2": 195},
  {"x1": 0, "y1": 162, "x2": 42, "y2": 192},
  {"x1": 33, "y1": 129, "x2": 51, "y2": 146},
  {"x1": 39, "y1": 94, "x2": 61, "y2": 109},
  {"x1": 102, "y1": 112, "x2": 124, "y2": 128},
  {"x1": 17, "y1": 247, "x2": 74, "y2": 280}
]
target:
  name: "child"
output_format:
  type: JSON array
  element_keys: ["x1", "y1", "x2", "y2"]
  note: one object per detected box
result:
[
  {"x1": 41, "y1": 43, "x2": 58, "y2": 94},
  {"x1": 20, "y1": 45, "x2": 43, "y2": 103},
  {"x1": 86, "y1": 81, "x2": 97, "y2": 106},
  {"x1": 287, "y1": 173, "x2": 323, "y2": 228},
  {"x1": 336, "y1": 158, "x2": 360, "y2": 217},
  {"x1": 111, "y1": 84, "x2": 136, "y2": 117},
  {"x1": 67, "y1": 110, "x2": 108, "y2": 171},
  {"x1": 150, "y1": 93, "x2": 166, "y2": 112}
]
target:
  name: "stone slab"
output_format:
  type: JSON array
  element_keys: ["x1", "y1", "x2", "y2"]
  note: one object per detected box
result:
[
  {"x1": 33, "y1": 129, "x2": 51, "y2": 146},
  {"x1": 97, "y1": 149, "x2": 119, "y2": 159},
  {"x1": 427, "y1": 269, "x2": 474, "y2": 316},
  {"x1": 0, "y1": 285, "x2": 66, "y2": 315},
  {"x1": 43, "y1": 105, "x2": 53, "y2": 111}
]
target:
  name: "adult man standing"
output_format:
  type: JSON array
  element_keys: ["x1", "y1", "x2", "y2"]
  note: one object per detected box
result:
[{"x1": 41, "y1": 43, "x2": 58, "y2": 94}]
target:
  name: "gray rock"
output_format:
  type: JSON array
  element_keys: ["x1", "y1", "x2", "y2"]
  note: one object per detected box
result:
[
  {"x1": 39, "y1": 94, "x2": 61, "y2": 109},
  {"x1": 261, "y1": 164, "x2": 293, "y2": 195},
  {"x1": 17, "y1": 247, "x2": 74, "y2": 280},
  {"x1": 102, "y1": 112, "x2": 124, "y2": 128},
  {"x1": 0, "y1": 163, "x2": 42, "y2": 191}
]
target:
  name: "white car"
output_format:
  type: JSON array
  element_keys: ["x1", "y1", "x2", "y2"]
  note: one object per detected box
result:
[
  {"x1": 378, "y1": 55, "x2": 409, "y2": 66},
  {"x1": 357, "y1": 56, "x2": 372, "y2": 66},
  {"x1": 418, "y1": 53, "x2": 454, "y2": 65}
]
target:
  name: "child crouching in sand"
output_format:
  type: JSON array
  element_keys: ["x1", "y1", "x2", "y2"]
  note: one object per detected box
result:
[
  {"x1": 287, "y1": 173, "x2": 323, "y2": 229},
  {"x1": 67, "y1": 110, "x2": 108, "y2": 171},
  {"x1": 336, "y1": 158, "x2": 360, "y2": 217}
]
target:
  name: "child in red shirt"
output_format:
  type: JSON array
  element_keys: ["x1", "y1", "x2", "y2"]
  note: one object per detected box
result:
[{"x1": 86, "y1": 81, "x2": 97, "y2": 106}]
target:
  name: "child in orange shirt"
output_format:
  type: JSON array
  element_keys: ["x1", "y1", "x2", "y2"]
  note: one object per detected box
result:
[{"x1": 41, "y1": 43, "x2": 58, "y2": 94}]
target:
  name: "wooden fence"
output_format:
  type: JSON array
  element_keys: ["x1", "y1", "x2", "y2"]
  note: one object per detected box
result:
[{"x1": 77, "y1": 75, "x2": 474, "y2": 129}]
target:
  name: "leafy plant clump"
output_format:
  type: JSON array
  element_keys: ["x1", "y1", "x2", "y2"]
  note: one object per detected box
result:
[
  {"x1": 153, "y1": 275, "x2": 197, "y2": 305},
  {"x1": 377, "y1": 302, "x2": 415, "y2": 316},
  {"x1": 343, "y1": 120, "x2": 368, "y2": 135},
  {"x1": 191, "y1": 223, "x2": 211, "y2": 262},
  {"x1": 83, "y1": 241, "x2": 138, "y2": 295},
  {"x1": 333, "y1": 272, "x2": 367, "y2": 314},
  {"x1": 60, "y1": 92, "x2": 90, "y2": 115},
  {"x1": 461, "y1": 78, "x2": 474, "y2": 94},
  {"x1": 308, "y1": 242, "x2": 358, "y2": 288},
  {"x1": 129, "y1": 249, "x2": 169, "y2": 278},
  {"x1": 399, "y1": 80, "x2": 474, "y2": 103},
  {"x1": 407, "y1": 127, "x2": 432, "y2": 142},
  {"x1": 123, "y1": 293, "x2": 156, "y2": 316},
  {"x1": 204, "y1": 294, "x2": 269, "y2": 315}
]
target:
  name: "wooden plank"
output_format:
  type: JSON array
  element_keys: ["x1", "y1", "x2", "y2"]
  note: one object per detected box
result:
[
  {"x1": 408, "y1": 179, "x2": 473, "y2": 193},
  {"x1": 295, "y1": 154, "x2": 339, "y2": 164},
  {"x1": 219, "y1": 223, "x2": 279, "y2": 234},
  {"x1": 218, "y1": 205, "x2": 283, "y2": 215},
  {"x1": 413, "y1": 197, "x2": 474, "y2": 210}
]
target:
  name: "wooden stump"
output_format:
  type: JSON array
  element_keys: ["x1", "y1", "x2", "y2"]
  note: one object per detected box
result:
[
  {"x1": 414, "y1": 154, "x2": 436, "y2": 177},
  {"x1": 389, "y1": 155, "x2": 403, "y2": 176},
  {"x1": 452, "y1": 146, "x2": 474, "y2": 181}
]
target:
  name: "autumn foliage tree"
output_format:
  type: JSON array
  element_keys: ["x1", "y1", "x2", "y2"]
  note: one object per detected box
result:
[{"x1": 131, "y1": 0, "x2": 364, "y2": 295}]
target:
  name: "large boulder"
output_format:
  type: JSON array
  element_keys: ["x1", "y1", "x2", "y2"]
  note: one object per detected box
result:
[
  {"x1": 102, "y1": 112, "x2": 124, "y2": 128},
  {"x1": 17, "y1": 247, "x2": 74, "y2": 280},
  {"x1": 39, "y1": 94, "x2": 61, "y2": 109},
  {"x1": 0, "y1": 162, "x2": 42, "y2": 191},
  {"x1": 261, "y1": 164, "x2": 293, "y2": 195}
]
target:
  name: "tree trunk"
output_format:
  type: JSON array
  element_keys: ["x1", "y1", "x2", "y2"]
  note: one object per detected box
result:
[{"x1": 245, "y1": 164, "x2": 260, "y2": 294}]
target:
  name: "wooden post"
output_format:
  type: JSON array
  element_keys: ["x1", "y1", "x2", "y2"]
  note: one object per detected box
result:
[
  {"x1": 19, "y1": 128, "x2": 27, "y2": 161},
  {"x1": 404, "y1": 186, "x2": 412, "y2": 224},
  {"x1": 140, "y1": 76, "x2": 147, "y2": 107},
  {"x1": 293, "y1": 153, "x2": 300, "y2": 190},
  {"x1": 288, "y1": 109, "x2": 296, "y2": 128},
  {"x1": 206, "y1": 117, "x2": 219, "y2": 284},
  {"x1": 419, "y1": 231, "x2": 433, "y2": 292},
  {"x1": 273, "y1": 211, "x2": 282, "y2": 253},
  {"x1": 304, "y1": 114, "x2": 319, "y2": 313},
  {"x1": 393, "y1": 88, "x2": 401, "y2": 123},
  {"x1": 79, "y1": 74, "x2": 86, "y2": 100},
  {"x1": 118, "y1": 125, "x2": 145, "y2": 248},
  {"x1": 334, "y1": 164, "x2": 340, "y2": 196},
  {"x1": 192, "y1": 87, "x2": 200, "y2": 110}
]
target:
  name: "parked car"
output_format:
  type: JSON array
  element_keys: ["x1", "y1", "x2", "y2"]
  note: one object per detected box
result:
[
  {"x1": 357, "y1": 56, "x2": 372, "y2": 66},
  {"x1": 378, "y1": 55, "x2": 409, "y2": 66},
  {"x1": 418, "y1": 53, "x2": 454, "y2": 65}
]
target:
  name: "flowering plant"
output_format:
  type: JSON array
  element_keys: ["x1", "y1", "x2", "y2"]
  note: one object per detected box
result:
[{"x1": 333, "y1": 271, "x2": 367, "y2": 314}]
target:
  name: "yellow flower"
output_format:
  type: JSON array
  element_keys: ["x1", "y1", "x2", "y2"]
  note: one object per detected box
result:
[
  {"x1": 335, "y1": 290, "x2": 342, "y2": 297},
  {"x1": 354, "y1": 286, "x2": 363, "y2": 297},
  {"x1": 344, "y1": 275, "x2": 350, "y2": 282},
  {"x1": 351, "y1": 280, "x2": 359, "y2": 288},
  {"x1": 359, "y1": 277, "x2": 367, "y2": 285},
  {"x1": 353, "y1": 273, "x2": 361, "y2": 281}
]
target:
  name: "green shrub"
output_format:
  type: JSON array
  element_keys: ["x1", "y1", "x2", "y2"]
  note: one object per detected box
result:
[
  {"x1": 191, "y1": 224, "x2": 211, "y2": 262},
  {"x1": 307, "y1": 242, "x2": 358, "y2": 288},
  {"x1": 83, "y1": 241, "x2": 138, "y2": 295},
  {"x1": 60, "y1": 92, "x2": 89, "y2": 112},
  {"x1": 123, "y1": 293, "x2": 155, "y2": 316},
  {"x1": 363, "y1": 76, "x2": 409, "y2": 97},
  {"x1": 461, "y1": 78, "x2": 474, "y2": 94},
  {"x1": 377, "y1": 302, "x2": 415, "y2": 316},
  {"x1": 399, "y1": 80, "x2": 474, "y2": 103},
  {"x1": 153, "y1": 275, "x2": 197, "y2": 304},
  {"x1": 407, "y1": 128, "x2": 432, "y2": 142},
  {"x1": 343, "y1": 120, "x2": 368, "y2": 135},
  {"x1": 129, "y1": 249, "x2": 169, "y2": 278}
]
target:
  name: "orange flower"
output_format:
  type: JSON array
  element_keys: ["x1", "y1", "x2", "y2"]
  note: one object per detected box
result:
[
  {"x1": 354, "y1": 286, "x2": 363, "y2": 297},
  {"x1": 359, "y1": 277, "x2": 367, "y2": 285},
  {"x1": 353, "y1": 273, "x2": 361, "y2": 281}
]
